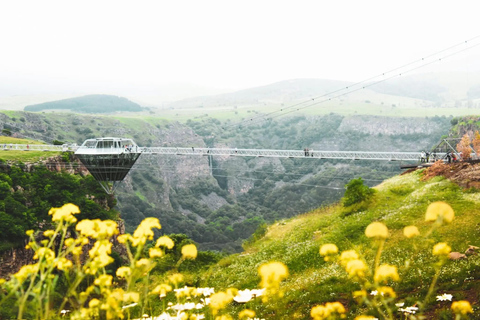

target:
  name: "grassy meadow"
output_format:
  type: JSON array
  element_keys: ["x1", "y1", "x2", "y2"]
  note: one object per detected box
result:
[
  {"x1": 193, "y1": 169, "x2": 480, "y2": 319},
  {"x1": 0, "y1": 137, "x2": 61, "y2": 162}
]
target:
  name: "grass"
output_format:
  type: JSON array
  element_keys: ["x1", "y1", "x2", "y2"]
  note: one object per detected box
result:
[
  {"x1": 195, "y1": 169, "x2": 480, "y2": 319},
  {"x1": 0, "y1": 136, "x2": 61, "y2": 162}
]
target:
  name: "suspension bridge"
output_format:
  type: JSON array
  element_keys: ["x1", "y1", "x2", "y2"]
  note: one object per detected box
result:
[{"x1": 0, "y1": 137, "x2": 456, "y2": 193}]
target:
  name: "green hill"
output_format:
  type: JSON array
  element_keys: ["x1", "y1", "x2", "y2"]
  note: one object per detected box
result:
[
  {"x1": 24, "y1": 94, "x2": 143, "y2": 113},
  {"x1": 195, "y1": 167, "x2": 480, "y2": 319}
]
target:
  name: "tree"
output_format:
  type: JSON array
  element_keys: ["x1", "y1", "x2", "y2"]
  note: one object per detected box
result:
[
  {"x1": 472, "y1": 131, "x2": 480, "y2": 157},
  {"x1": 456, "y1": 133, "x2": 472, "y2": 160},
  {"x1": 1, "y1": 129, "x2": 11, "y2": 136},
  {"x1": 342, "y1": 177, "x2": 374, "y2": 207}
]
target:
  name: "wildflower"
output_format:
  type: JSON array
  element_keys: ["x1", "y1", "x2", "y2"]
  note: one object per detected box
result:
[
  {"x1": 311, "y1": 302, "x2": 346, "y2": 320},
  {"x1": 33, "y1": 247, "x2": 56, "y2": 263},
  {"x1": 26, "y1": 229, "x2": 34, "y2": 236},
  {"x1": 403, "y1": 225, "x2": 420, "y2": 238},
  {"x1": 215, "y1": 315, "x2": 233, "y2": 320},
  {"x1": 258, "y1": 261, "x2": 288, "y2": 298},
  {"x1": 43, "y1": 230, "x2": 55, "y2": 237},
  {"x1": 48, "y1": 203, "x2": 80, "y2": 223},
  {"x1": 451, "y1": 300, "x2": 473, "y2": 315},
  {"x1": 168, "y1": 273, "x2": 184, "y2": 285},
  {"x1": 94, "y1": 274, "x2": 112, "y2": 287},
  {"x1": 398, "y1": 306, "x2": 418, "y2": 314},
  {"x1": 88, "y1": 298, "x2": 100, "y2": 308},
  {"x1": 65, "y1": 238, "x2": 74, "y2": 246},
  {"x1": 122, "y1": 303, "x2": 138, "y2": 309},
  {"x1": 425, "y1": 201, "x2": 454, "y2": 223},
  {"x1": 319, "y1": 243, "x2": 338, "y2": 261},
  {"x1": 149, "y1": 247, "x2": 164, "y2": 258},
  {"x1": 156, "y1": 235, "x2": 175, "y2": 249},
  {"x1": 239, "y1": 309, "x2": 256, "y2": 319},
  {"x1": 196, "y1": 287, "x2": 215, "y2": 296},
  {"x1": 340, "y1": 250, "x2": 359, "y2": 266},
  {"x1": 116, "y1": 266, "x2": 131, "y2": 278},
  {"x1": 123, "y1": 292, "x2": 140, "y2": 303},
  {"x1": 13, "y1": 264, "x2": 39, "y2": 282},
  {"x1": 151, "y1": 283, "x2": 172, "y2": 297},
  {"x1": 76, "y1": 219, "x2": 118, "y2": 240},
  {"x1": 433, "y1": 242, "x2": 451, "y2": 256},
  {"x1": 136, "y1": 258, "x2": 152, "y2": 270},
  {"x1": 132, "y1": 217, "x2": 161, "y2": 246},
  {"x1": 355, "y1": 317, "x2": 378, "y2": 320},
  {"x1": 209, "y1": 291, "x2": 234, "y2": 315},
  {"x1": 353, "y1": 290, "x2": 367, "y2": 299},
  {"x1": 395, "y1": 302, "x2": 405, "y2": 307},
  {"x1": 181, "y1": 244, "x2": 198, "y2": 259},
  {"x1": 345, "y1": 259, "x2": 368, "y2": 278},
  {"x1": 55, "y1": 257, "x2": 73, "y2": 270},
  {"x1": 436, "y1": 293, "x2": 453, "y2": 301},
  {"x1": 378, "y1": 286, "x2": 396, "y2": 298},
  {"x1": 374, "y1": 264, "x2": 400, "y2": 283},
  {"x1": 365, "y1": 222, "x2": 388, "y2": 239},
  {"x1": 233, "y1": 289, "x2": 254, "y2": 303}
]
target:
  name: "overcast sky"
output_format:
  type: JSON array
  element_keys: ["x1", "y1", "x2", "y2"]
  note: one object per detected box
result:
[{"x1": 1, "y1": 0, "x2": 480, "y2": 96}]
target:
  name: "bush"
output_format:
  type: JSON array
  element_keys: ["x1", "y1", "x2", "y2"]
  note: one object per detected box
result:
[{"x1": 342, "y1": 177, "x2": 374, "y2": 207}]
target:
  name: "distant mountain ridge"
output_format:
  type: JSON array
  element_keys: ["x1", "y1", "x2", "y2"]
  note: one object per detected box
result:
[{"x1": 24, "y1": 94, "x2": 143, "y2": 113}]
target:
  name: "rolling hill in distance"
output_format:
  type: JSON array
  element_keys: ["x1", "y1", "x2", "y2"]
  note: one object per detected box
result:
[{"x1": 1, "y1": 71, "x2": 477, "y2": 120}]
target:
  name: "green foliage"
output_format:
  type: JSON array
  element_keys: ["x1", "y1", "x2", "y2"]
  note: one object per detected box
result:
[
  {"x1": 0, "y1": 165, "x2": 116, "y2": 249},
  {"x1": 342, "y1": 177, "x2": 375, "y2": 207},
  {"x1": 24, "y1": 94, "x2": 143, "y2": 113}
]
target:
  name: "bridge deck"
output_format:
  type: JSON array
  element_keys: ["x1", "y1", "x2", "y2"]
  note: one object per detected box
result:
[{"x1": 1, "y1": 144, "x2": 445, "y2": 162}]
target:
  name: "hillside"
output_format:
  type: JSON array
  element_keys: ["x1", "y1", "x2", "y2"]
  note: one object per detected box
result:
[
  {"x1": 197, "y1": 165, "x2": 480, "y2": 319},
  {"x1": 24, "y1": 94, "x2": 143, "y2": 113},
  {"x1": 0, "y1": 110, "x2": 452, "y2": 252}
]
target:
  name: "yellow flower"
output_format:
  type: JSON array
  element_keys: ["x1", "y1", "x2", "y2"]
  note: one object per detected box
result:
[
  {"x1": 56, "y1": 257, "x2": 73, "y2": 270},
  {"x1": 403, "y1": 225, "x2": 420, "y2": 238},
  {"x1": 151, "y1": 283, "x2": 172, "y2": 297},
  {"x1": 136, "y1": 258, "x2": 152, "y2": 270},
  {"x1": 319, "y1": 244, "x2": 338, "y2": 261},
  {"x1": 33, "y1": 247, "x2": 56, "y2": 263},
  {"x1": 168, "y1": 273, "x2": 184, "y2": 285},
  {"x1": 355, "y1": 316, "x2": 378, "y2": 320},
  {"x1": 215, "y1": 316, "x2": 233, "y2": 320},
  {"x1": 425, "y1": 201, "x2": 454, "y2": 223},
  {"x1": 353, "y1": 290, "x2": 367, "y2": 299},
  {"x1": 259, "y1": 261, "x2": 289, "y2": 289},
  {"x1": 156, "y1": 235, "x2": 175, "y2": 249},
  {"x1": 26, "y1": 229, "x2": 34, "y2": 236},
  {"x1": 48, "y1": 203, "x2": 80, "y2": 223},
  {"x1": 94, "y1": 274, "x2": 113, "y2": 287},
  {"x1": 311, "y1": 302, "x2": 346, "y2": 320},
  {"x1": 76, "y1": 219, "x2": 118, "y2": 240},
  {"x1": 43, "y1": 230, "x2": 55, "y2": 237},
  {"x1": 374, "y1": 264, "x2": 400, "y2": 283},
  {"x1": 13, "y1": 264, "x2": 39, "y2": 282},
  {"x1": 238, "y1": 309, "x2": 255, "y2": 319},
  {"x1": 132, "y1": 217, "x2": 161, "y2": 245},
  {"x1": 433, "y1": 242, "x2": 451, "y2": 256},
  {"x1": 340, "y1": 250, "x2": 359, "y2": 266},
  {"x1": 378, "y1": 286, "x2": 396, "y2": 298},
  {"x1": 123, "y1": 292, "x2": 139, "y2": 303},
  {"x1": 149, "y1": 247, "x2": 164, "y2": 258},
  {"x1": 451, "y1": 300, "x2": 473, "y2": 315},
  {"x1": 365, "y1": 222, "x2": 388, "y2": 239},
  {"x1": 89, "y1": 298, "x2": 100, "y2": 308},
  {"x1": 209, "y1": 291, "x2": 234, "y2": 315},
  {"x1": 181, "y1": 244, "x2": 198, "y2": 259},
  {"x1": 345, "y1": 259, "x2": 368, "y2": 278},
  {"x1": 65, "y1": 238, "x2": 74, "y2": 246},
  {"x1": 116, "y1": 266, "x2": 131, "y2": 278}
]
